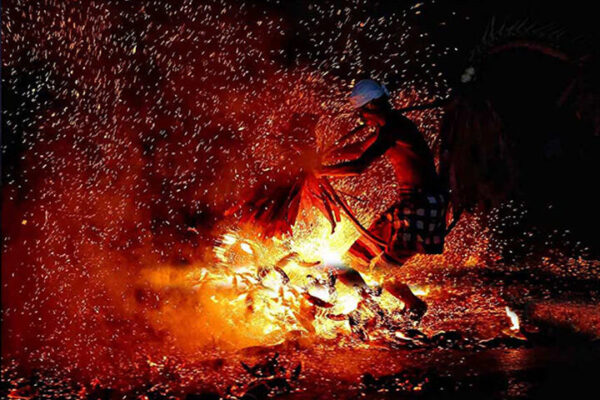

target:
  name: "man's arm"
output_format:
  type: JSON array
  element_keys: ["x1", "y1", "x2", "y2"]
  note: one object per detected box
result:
[
  {"x1": 324, "y1": 133, "x2": 377, "y2": 161},
  {"x1": 319, "y1": 133, "x2": 393, "y2": 177}
]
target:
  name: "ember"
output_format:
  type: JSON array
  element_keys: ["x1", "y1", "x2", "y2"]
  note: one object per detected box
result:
[
  {"x1": 506, "y1": 306, "x2": 521, "y2": 332},
  {"x1": 144, "y1": 209, "x2": 418, "y2": 349}
]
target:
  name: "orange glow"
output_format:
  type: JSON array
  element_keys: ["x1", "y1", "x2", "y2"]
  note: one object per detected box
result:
[
  {"x1": 502, "y1": 306, "x2": 527, "y2": 340},
  {"x1": 140, "y1": 208, "x2": 410, "y2": 349},
  {"x1": 505, "y1": 306, "x2": 520, "y2": 331}
]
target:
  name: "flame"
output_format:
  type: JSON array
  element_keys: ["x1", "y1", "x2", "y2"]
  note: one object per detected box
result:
[
  {"x1": 165, "y1": 209, "x2": 409, "y2": 349},
  {"x1": 505, "y1": 306, "x2": 520, "y2": 332},
  {"x1": 410, "y1": 285, "x2": 430, "y2": 297}
]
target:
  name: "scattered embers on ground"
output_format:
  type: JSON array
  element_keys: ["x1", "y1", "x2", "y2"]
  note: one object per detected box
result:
[
  {"x1": 4, "y1": 341, "x2": 600, "y2": 399},
  {"x1": 232, "y1": 353, "x2": 301, "y2": 399},
  {"x1": 3, "y1": 253, "x2": 599, "y2": 399}
]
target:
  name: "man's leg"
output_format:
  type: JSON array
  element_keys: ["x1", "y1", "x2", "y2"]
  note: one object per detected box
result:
[
  {"x1": 383, "y1": 280, "x2": 427, "y2": 321},
  {"x1": 338, "y1": 237, "x2": 387, "y2": 295},
  {"x1": 379, "y1": 252, "x2": 428, "y2": 322},
  {"x1": 348, "y1": 236, "x2": 384, "y2": 266},
  {"x1": 347, "y1": 218, "x2": 427, "y2": 321}
]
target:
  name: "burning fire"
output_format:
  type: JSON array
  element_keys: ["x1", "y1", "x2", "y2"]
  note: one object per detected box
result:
[
  {"x1": 502, "y1": 306, "x2": 527, "y2": 341},
  {"x1": 505, "y1": 307, "x2": 520, "y2": 332},
  {"x1": 160, "y1": 209, "x2": 414, "y2": 349}
]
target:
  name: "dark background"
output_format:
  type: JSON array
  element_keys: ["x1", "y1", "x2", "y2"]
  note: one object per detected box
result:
[{"x1": 3, "y1": 0, "x2": 599, "y2": 255}]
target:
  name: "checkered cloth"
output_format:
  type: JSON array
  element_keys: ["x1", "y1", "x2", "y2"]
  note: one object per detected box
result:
[{"x1": 369, "y1": 191, "x2": 447, "y2": 261}]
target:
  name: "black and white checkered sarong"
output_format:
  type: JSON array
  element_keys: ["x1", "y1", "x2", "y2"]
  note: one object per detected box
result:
[{"x1": 369, "y1": 191, "x2": 447, "y2": 261}]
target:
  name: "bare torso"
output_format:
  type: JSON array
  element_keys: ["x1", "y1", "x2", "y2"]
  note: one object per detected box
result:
[
  {"x1": 381, "y1": 112, "x2": 440, "y2": 192},
  {"x1": 321, "y1": 110, "x2": 441, "y2": 193}
]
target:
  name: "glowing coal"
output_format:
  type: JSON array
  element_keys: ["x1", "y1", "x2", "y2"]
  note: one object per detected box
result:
[{"x1": 152, "y1": 210, "x2": 416, "y2": 349}]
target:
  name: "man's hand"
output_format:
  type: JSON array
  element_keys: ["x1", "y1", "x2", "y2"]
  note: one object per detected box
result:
[
  {"x1": 314, "y1": 166, "x2": 328, "y2": 178},
  {"x1": 316, "y1": 162, "x2": 363, "y2": 177},
  {"x1": 315, "y1": 164, "x2": 343, "y2": 178},
  {"x1": 319, "y1": 130, "x2": 393, "y2": 178}
]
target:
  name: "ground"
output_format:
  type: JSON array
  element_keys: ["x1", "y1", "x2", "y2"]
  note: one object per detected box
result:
[{"x1": 3, "y1": 253, "x2": 599, "y2": 399}]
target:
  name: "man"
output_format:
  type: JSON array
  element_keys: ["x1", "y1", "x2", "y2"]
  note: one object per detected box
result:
[{"x1": 318, "y1": 79, "x2": 447, "y2": 320}]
